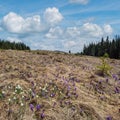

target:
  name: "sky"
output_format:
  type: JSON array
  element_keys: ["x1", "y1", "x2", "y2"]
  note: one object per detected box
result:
[{"x1": 0, "y1": 0, "x2": 120, "y2": 52}]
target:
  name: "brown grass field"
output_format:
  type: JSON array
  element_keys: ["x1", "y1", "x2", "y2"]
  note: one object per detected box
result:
[{"x1": 0, "y1": 50, "x2": 120, "y2": 120}]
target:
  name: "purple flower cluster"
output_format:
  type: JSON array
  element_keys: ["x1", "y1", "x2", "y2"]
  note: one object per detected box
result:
[
  {"x1": 106, "y1": 116, "x2": 112, "y2": 120},
  {"x1": 112, "y1": 74, "x2": 119, "y2": 81}
]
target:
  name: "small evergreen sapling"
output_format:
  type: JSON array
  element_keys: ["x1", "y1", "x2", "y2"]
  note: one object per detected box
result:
[{"x1": 96, "y1": 53, "x2": 112, "y2": 76}]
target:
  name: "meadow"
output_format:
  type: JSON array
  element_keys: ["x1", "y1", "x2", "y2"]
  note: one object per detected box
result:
[{"x1": 0, "y1": 50, "x2": 120, "y2": 120}]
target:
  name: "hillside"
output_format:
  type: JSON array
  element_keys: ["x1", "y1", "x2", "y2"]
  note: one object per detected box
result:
[{"x1": 0, "y1": 50, "x2": 120, "y2": 120}]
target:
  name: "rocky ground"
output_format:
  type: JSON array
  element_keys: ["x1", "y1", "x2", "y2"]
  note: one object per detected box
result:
[{"x1": 0, "y1": 50, "x2": 120, "y2": 120}]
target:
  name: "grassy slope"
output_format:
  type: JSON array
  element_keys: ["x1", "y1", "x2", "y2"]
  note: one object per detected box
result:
[{"x1": 0, "y1": 50, "x2": 120, "y2": 120}]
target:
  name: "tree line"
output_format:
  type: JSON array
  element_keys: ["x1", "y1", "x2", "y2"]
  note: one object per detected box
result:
[
  {"x1": 81, "y1": 36, "x2": 120, "y2": 59},
  {"x1": 0, "y1": 39, "x2": 30, "y2": 50}
]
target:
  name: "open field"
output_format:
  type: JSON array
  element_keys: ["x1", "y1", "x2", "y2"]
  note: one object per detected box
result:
[{"x1": 0, "y1": 50, "x2": 120, "y2": 120}]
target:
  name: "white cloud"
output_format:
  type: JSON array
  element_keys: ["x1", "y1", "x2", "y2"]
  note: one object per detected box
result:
[
  {"x1": 22, "y1": 15, "x2": 42, "y2": 33},
  {"x1": 2, "y1": 8, "x2": 63, "y2": 34},
  {"x1": 82, "y1": 22, "x2": 103, "y2": 37},
  {"x1": 44, "y1": 22, "x2": 113, "y2": 52},
  {"x1": 64, "y1": 41, "x2": 77, "y2": 48},
  {"x1": 69, "y1": 0, "x2": 89, "y2": 5},
  {"x1": 64, "y1": 23, "x2": 111, "y2": 39},
  {"x1": 103, "y1": 24, "x2": 113, "y2": 34},
  {"x1": 65, "y1": 27, "x2": 81, "y2": 38},
  {"x1": 7, "y1": 37, "x2": 22, "y2": 43},
  {"x1": 82, "y1": 23, "x2": 113, "y2": 37},
  {"x1": 45, "y1": 26, "x2": 63, "y2": 39},
  {"x1": 2, "y1": 12, "x2": 43, "y2": 34},
  {"x1": 1, "y1": 10, "x2": 113, "y2": 52},
  {"x1": 2, "y1": 12, "x2": 24, "y2": 33},
  {"x1": 44, "y1": 7, "x2": 63, "y2": 26}
]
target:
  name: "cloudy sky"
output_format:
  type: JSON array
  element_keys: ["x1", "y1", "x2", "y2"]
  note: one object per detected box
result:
[{"x1": 0, "y1": 0, "x2": 120, "y2": 52}]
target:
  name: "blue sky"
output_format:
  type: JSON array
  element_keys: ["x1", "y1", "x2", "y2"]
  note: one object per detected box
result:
[{"x1": 0, "y1": 0, "x2": 120, "y2": 52}]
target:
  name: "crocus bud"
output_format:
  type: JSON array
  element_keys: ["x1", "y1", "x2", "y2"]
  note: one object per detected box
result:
[{"x1": 30, "y1": 104, "x2": 34, "y2": 111}]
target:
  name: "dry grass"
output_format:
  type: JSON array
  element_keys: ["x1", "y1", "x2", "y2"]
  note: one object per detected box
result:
[{"x1": 0, "y1": 50, "x2": 120, "y2": 120}]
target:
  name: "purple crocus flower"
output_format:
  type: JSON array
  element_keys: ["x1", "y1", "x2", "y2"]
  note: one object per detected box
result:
[
  {"x1": 71, "y1": 106, "x2": 76, "y2": 111},
  {"x1": 53, "y1": 102, "x2": 56, "y2": 108},
  {"x1": 68, "y1": 92, "x2": 71, "y2": 97},
  {"x1": 40, "y1": 110, "x2": 45, "y2": 119},
  {"x1": 115, "y1": 87, "x2": 119, "y2": 93},
  {"x1": 106, "y1": 116, "x2": 112, "y2": 120},
  {"x1": 36, "y1": 104, "x2": 41, "y2": 111},
  {"x1": 79, "y1": 107, "x2": 83, "y2": 113},
  {"x1": 112, "y1": 74, "x2": 118, "y2": 81},
  {"x1": 75, "y1": 94, "x2": 78, "y2": 98},
  {"x1": 65, "y1": 101, "x2": 71, "y2": 105},
  {"x1": 31, "y1": 81, "x2": 34, "y2": 86},
  {"x1": 25, "y1": 97, "x2": 30, "y2": 101},
  {"x1": 32, "y1": 90, "x2": 36, "y2": 98},
  {"x1": 106, "y1": 78, "x2": 109, "y2": 83},
  {"x1": 67, "y1": 86, "x2": 70, "y2": 91},
  {"x1": 50, "y1": 93, "x2": 55, "y2": 97},
  {"x1": 74, "y1": 87, "x2": 77, "y2": 91},
  {"x1": 30, "y1": 104, "x2": 34, "y2": 111}
]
